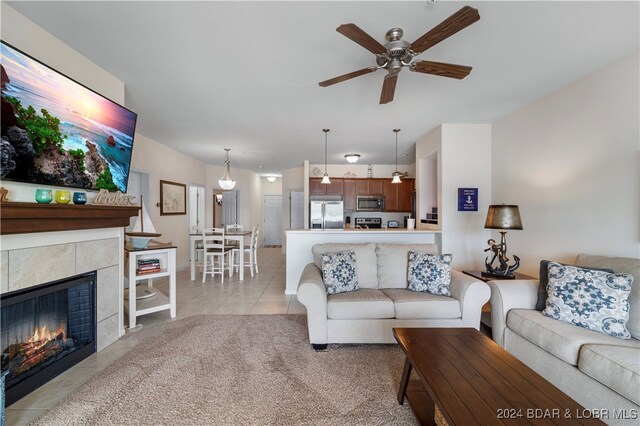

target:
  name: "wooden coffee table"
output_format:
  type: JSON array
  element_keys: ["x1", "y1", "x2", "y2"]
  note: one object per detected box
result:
[{"x1": 393, "y1": 328, "x2": 604, "y2": 425}]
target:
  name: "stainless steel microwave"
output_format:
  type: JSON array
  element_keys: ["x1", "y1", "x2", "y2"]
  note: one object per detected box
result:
[{"x1": 356, "y1": 195, "x2": 384, "y2": 211}]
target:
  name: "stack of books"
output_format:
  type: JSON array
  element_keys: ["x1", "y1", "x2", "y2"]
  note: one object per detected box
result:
[{"x1": 137, "y1": 258, "x2": 161, "y2": 275}]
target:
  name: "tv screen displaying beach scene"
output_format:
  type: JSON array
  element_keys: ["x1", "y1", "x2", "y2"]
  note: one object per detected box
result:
[{"x1": 1, "y1": 41, "x2": 137, "y2": 193}]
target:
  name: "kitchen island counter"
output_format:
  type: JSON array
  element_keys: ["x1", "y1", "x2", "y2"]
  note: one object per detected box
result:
[{"x1": 285, "y1": 228, "x2": 440, "y2": 294}]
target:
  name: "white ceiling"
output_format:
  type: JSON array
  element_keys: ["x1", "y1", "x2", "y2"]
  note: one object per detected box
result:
[{"x1": 8, "y1": 1, "x2": 639, "y2": 174}]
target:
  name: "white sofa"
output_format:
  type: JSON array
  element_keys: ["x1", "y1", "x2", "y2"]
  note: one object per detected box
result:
[
  {"x1": 489, "y1": 254, "x2": 640, "y2": 425},
  {"x1": 297, "y1": 243, "x2": 490, "y2": 349}
]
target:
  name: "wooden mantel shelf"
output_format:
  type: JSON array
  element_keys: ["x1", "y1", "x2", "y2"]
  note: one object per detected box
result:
[{"x1": 0, "y1": 202, "x2": 140, "y2": 235}]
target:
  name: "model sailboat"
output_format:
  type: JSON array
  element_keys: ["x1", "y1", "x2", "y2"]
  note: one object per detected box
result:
[{"x1": 125, "y1": 195, "x2": 161, "y2": 249}]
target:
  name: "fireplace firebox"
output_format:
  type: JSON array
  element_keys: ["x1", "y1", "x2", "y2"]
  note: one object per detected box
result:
[{"x1": 1, "y1": 272, "x2": 97, "y2": 406}]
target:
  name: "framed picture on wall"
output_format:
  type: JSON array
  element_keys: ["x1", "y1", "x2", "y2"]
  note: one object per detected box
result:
[{"x1": 160, "y1": 180, "x2": 186, "y2": 215}]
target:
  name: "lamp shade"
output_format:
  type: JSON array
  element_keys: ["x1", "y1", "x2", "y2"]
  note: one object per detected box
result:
[{"x1": 484, "y1": 204, "x2": 523, "y2": 230}]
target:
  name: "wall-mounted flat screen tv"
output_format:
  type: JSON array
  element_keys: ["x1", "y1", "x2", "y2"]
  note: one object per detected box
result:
[{"x1": 1, "y1": 41, "x2": 137, "y2": 193}]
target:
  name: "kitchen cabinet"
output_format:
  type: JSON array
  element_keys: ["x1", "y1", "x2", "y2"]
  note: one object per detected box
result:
[
  {"x1": 383, "y1": 180, "x2": 399, "y2": 212},
  {"x1": 309, "y1": 178, "x2": 326, "y2": 195},
  {"x1": 343, "y1": 179, "x2": 356, "y2": 211},
  {"x1": 368, "y1": 179, "x2": 383, "y2": 196},
  {"x1": 398, "y1": 179, "x2": 415, "y2": 212},
  {"x1": 325, "y1": 178, "x2": 344, "y2": 195},
  {"x1": 309, "y1": 177, "x2": 414, "y2": 212}
]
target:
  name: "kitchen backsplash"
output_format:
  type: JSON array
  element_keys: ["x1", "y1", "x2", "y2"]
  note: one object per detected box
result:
[{"x1": 345, "y1": 211, "x2": 412, "y2": 228}]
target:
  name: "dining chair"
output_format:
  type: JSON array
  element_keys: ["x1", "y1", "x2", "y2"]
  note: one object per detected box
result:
[
  {"x1": 225, "y1": 224, "x2": 243, "y2": 247},
  {"x1": 230, "y1": 225, "x2": 259, "y2": 277},
  {"x1": 253, "y1": 224, "x2": 260, "y2": 274},
  {"x1": 202, "y1": 228, "x2": 232, "y2": 283}
]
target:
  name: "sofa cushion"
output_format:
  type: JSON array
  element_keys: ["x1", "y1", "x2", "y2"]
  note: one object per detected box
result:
[
  {"x1": 407, "y1": 252, "x2": 453, "y2": 296},
  {"x1": 327, "y1": 289, "x2": 394, "y2": 319},
  {"x1": 536, "y1": 260, "x2": 613, "y2": 311},
  {"x1": 376, "y1": 243, "x2": 439, "y2": 289},
  {"x1": 576, "y1": 254, "x2": 640, "y2": 340},
  {"x1": 542, "y1": 262, "x2": 633, "y2": 339},
  {"x1": 579, "y1": 344, "x2": 640, "y2": 406},
  {"x1": 320, "y1": 251, "x2": 359, "y2": 295},
  {"x1": 313, "y1": 243, "x2": 378, "y2": 289},
  {"x1": 381, "y1": 289, "x2": 461, "y2": 319},
  {"x1": 507, "y1": 309, "x2": 640, "y2": 366}
]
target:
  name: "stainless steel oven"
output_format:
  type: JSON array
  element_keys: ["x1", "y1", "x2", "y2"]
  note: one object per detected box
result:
[{"x1": 356, "y1": 195, "x2": 384, "y2": 211}]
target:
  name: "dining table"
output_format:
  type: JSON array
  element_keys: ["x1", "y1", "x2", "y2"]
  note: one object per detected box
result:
[{"x1": 189, "y1": 230, "x2": 252, "y2": 281}]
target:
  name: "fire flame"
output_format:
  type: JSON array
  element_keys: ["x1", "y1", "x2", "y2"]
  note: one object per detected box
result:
[{"x1": 29, "y1": 325, "x2": 66, "y2": 345}]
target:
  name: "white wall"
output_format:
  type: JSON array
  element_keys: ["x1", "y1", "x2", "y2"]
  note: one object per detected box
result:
[
  {"x1": 492, "y1": 51, "x2": 640, "y2": 276},
  {"x1": 308, "y1": 163, "x2": 415, "y2": 179},
  {"x1": 440, "y1": 124, "x2": 492, "y2": 271},
  {"x1": 130, "y1": 134, "x2": 207, "y2": 269},
  {"x1": 414, "y1": 124, "x2": 492, "y2": 270},
  {"x1": 281, "y1": 166, "x2": 304, "y2": 252}
]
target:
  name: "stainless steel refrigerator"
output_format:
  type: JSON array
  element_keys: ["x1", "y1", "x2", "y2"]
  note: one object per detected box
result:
[{"x1": 310, "y1": 196, "x2": 344, "y2": 229}]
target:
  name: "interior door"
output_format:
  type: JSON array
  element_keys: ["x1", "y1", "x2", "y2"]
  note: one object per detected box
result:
[
  {"x1": 290, "y1": 191, "x2": 305, "y2": 229},
  {"x1": 263, "y1": 195, "x2": 282, "y2": 245},
  {"x1": 222, "y1": 190, "x2": 237, "y2": 226}
]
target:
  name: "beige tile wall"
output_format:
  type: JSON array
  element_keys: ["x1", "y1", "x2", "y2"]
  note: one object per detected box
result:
[
  {"x1": 1, "y1": 251, "x2": 7, "y2": 293},
  {"x1": 2, "y1": 238, "x2": 122, "y2": 352}
]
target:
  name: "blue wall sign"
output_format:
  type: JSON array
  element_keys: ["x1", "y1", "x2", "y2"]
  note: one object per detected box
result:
[{"x1": 458, "y1": 188, "x2": 478, "y2": 211}]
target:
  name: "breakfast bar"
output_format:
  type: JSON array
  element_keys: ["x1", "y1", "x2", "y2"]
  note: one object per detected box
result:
[{"x1": 285, "y1": 229, "x2": 440, "y2": 294}]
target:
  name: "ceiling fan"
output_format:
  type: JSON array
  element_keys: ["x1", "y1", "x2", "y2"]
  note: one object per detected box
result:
[{"x1": 319, "y1": 5, "x2": 480, "y2": 104}]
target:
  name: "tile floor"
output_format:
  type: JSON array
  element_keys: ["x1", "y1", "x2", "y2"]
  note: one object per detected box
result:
[{"x1": 5, "y1": 247, "x2": 305, "y2": 425}]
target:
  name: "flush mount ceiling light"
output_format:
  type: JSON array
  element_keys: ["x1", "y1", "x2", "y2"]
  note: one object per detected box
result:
[
  {"x1": 321, "y1": 129, "x2": 331, "y2": 184},
  {"x1": 266, "y1": 176, "x2": 277, "y2": 183},
  {"x1": 344, "y1": 153, "x2": 361, "y2": 163},
  {"x1": 391, "y1": 129, "x2": 402, "y2": 184},
  {"x1": 218, "y1": 148, "x2": 236, "y2": 190}
]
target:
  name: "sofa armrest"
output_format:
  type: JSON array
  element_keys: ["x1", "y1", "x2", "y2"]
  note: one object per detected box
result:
[
  {"x1": 450, "y1": 270, "x2": 491, "y2": 330},
  {"x1": 296, "y1": 263, "x2": 328, "y2": 344},
  {"x1": 488, "y1": 279, "x2": 539, "y2": 347}
]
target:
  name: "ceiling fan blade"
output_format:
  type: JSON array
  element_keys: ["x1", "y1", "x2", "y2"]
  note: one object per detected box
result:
[
  {"x1": 337, "y1": 23, "x2": 387, "y2": 55},
  {"x1": 411, "y1": 60, "x2": 472, "y2": 79},
  {"x1": 411, "y1": 6, "x2": 480, "y2": 55},
  {"x1": 319, "y1": 67, "x2": 377, "y2": 87},
  {"x1": 379, "y1": 74, "x2": 398, "y2": 104}
]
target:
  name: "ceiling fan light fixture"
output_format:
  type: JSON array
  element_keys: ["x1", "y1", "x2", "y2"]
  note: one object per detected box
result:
[
  {"x1": 344, "y1": 154, "x2": 361, "y2": 163},
  {"x1": 322, "y1": 129, "x2": 331, "y2": 184},
  {"x1": 218, "y1": 148, "x2": 236, "y2": 190}
]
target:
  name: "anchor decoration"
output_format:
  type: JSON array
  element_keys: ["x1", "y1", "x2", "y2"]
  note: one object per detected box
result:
[{"x1": 484, "y1": 236, "x2": 520, "y2": 277}]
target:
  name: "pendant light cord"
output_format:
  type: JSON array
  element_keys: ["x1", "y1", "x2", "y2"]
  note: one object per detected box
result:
[
  {"x1": 394, "y1": 129, "x2": 401, "y2": 172},
  {"x1": 323, "y1": 129, "x2": 330, "y2": 174}
]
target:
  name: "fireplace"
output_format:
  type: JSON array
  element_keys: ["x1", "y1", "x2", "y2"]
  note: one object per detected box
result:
[{"x1": 1, "y1": 272, "x2": 97, "y2": 406}]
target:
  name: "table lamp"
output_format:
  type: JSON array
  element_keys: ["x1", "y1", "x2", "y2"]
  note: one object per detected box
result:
[{"x1": 482, "y1": 204, "x2": 523, "y2": 279}]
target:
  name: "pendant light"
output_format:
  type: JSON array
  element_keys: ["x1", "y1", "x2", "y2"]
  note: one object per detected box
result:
[
  {"x1": 391, "y1": 129, "x2": 402, "y2": 184},
  {"x1": 218, "y1": 148, "x2": 236, "y2": 190},
  {"x1": 321, "y1": 129, "x2": 331, "y2": 184}
]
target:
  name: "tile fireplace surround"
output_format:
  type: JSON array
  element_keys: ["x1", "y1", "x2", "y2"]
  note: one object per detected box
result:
[{"x1": 1, "y1": 227, "x2": 126, "y2": 352}]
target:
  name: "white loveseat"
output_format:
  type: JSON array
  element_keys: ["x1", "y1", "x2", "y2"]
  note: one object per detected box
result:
[
  {"x1": 297, "y1": 243, "x2": 490, "y2": 349},
  {"x1": 489, "y1": 254, "x2": 640, "y2": 425}
]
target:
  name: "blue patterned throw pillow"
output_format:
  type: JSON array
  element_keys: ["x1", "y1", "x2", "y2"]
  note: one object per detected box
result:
[
  {"x1": 320, "y1": 251, "x2": 359, "y2": 295},
  {"x1": 542, "y1": 262, "x2": 634, "y2": 339},
  {"x1": 407, "y1": 252, "x2": 453, "y2": 296}
]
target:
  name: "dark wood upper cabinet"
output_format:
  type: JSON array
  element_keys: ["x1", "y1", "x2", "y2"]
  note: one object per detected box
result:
[
  {"x1": 325, "y1": 178, "x2": 344, "y2": 195},
  {"x1": 309, "y1": 178, "x2": 326, "y2": 195},
  {"x1": 309, "y1": 177, "x2": 413, "y2": 212},
  {"x1": 343, "y1": 179, "x2": 357, "y2": 211},
  {"x1": 368, "y1": 179, "x2": 383, "y2": 196},
  {"x1": 398, "y1": 178, "x2": 415, "y2": 212},
  {"x1": 383, "y1": 179, "x2": 399, "y2": 211}
]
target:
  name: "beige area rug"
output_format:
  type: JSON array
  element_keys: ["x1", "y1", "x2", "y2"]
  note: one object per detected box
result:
[{"x1": 33, "y1": 315, "x2": 417, "y2": 425}]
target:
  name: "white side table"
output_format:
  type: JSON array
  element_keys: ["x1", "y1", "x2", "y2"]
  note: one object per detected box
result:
[{"x1": 124, "y1": 242, "x2": 177, "y2": 329}]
